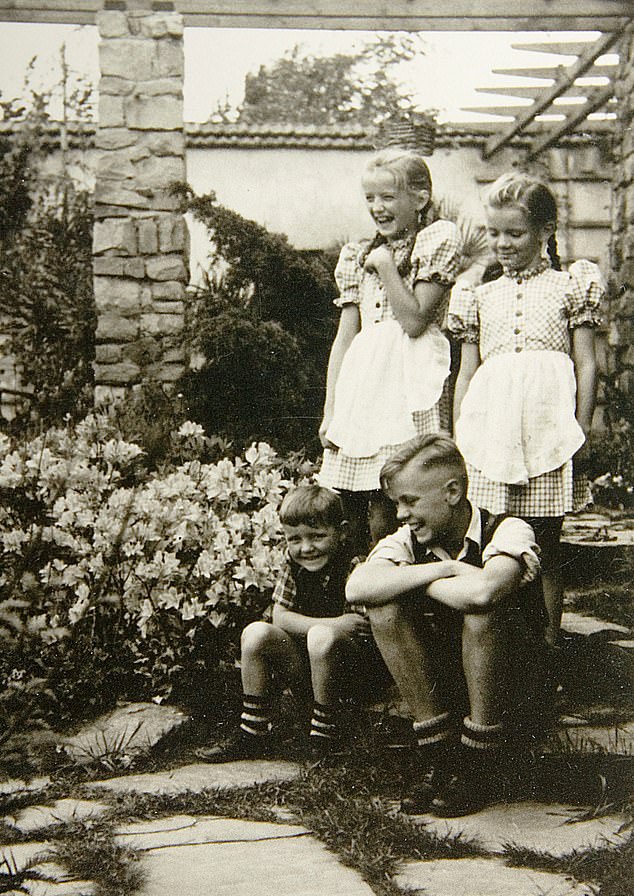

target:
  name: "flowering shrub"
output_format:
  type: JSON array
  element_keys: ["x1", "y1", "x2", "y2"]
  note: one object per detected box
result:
[
  {"x1": 591, "y1": 473, "x2": 634, "y2": 510},
  {"x1": 0, "y1": 411, "x2": 314, "y2": 729}
]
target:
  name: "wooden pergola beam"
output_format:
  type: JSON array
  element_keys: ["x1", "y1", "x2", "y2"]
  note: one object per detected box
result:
[
  {"x1": 526, "y1": 84, "x2": 615, "y2": 158},
  {"x1": 483, "y1": 30, "x2": 622, "y2": 159},
  {"x1": 0, "y1": 0, "x2": 631, "y2": 30}
]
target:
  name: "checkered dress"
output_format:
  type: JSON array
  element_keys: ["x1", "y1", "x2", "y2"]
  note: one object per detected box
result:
[
  {"x1": 449, "y1": 259, "x2": 603, "y2": 517},
  {"x1": 319, "y1": 220, "x2": 461, "y2": 492}
]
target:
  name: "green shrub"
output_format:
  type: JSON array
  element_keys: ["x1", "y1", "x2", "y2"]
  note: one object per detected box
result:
[
  {"x1": 174, "y1": 185, "x2": 338, "y2": 453},
  {"x1": 0, "y1": 411, "x2": 315, "y2": 729},
  {"x1": 0, "y1": 184, "x2": 95, "y2": 429},
  {"x1": 0, "y1": 98, "x2": 95, "y2": 432}
]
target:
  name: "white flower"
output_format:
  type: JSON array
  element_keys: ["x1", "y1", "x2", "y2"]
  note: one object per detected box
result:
[{"x1": 178, "y1": 421, "x2": 205, "y2": 438}]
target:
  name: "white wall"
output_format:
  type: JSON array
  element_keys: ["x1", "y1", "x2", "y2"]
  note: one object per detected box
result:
[{"x1": 186, "y1": 142, "x2": 613, "y2": 282}]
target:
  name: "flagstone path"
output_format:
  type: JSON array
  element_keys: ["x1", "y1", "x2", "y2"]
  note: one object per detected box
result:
[{"x1": 1, "y1": 515, "x2": 632, "y2": 895}]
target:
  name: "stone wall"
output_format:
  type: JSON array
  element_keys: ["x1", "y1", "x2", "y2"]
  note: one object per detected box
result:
[
  {"x1": 609, "y1": 21, "x2": 634, "y2": 398},
  {"x1": 92, "y1": 7, "x2": 188, "y2": 402}
]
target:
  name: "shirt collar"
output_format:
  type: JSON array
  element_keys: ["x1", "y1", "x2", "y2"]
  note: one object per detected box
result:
[{"x1": 426, "y1": 503, "x2": 482, "y2": 561}]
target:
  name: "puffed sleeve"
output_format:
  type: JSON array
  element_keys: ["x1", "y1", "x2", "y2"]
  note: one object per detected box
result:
[
  {"x1": 333, "y1": 241, "x2": 362, "y2": 307},
  {"x1": 565, "y1": 259, "x2": 605, "y2": 329},
  {"x1": 411, "y1": 220, "x2": 463, "y2": 286},
  {"x1": 447, "y1": 282, "x2": 480, "y2": 343},
  {"x1": 482, "y1": 517, "x2": 540, "y2": 585}
]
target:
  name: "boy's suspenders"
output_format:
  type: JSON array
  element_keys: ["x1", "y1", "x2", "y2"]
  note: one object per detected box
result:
[{"x1": 411, "y1": 509, "x2": 547, "y2": 636}]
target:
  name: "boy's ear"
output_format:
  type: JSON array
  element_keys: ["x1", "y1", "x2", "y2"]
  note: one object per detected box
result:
[
  {"x1": 339, "y1": 520, "x2": 350, "y2": 541},
  {"x1": 541, "y1": 220, "x2": 556, "y2": 242},
  {"x1": 445, "y1": 477, "x2": 464, "y2": 506}
]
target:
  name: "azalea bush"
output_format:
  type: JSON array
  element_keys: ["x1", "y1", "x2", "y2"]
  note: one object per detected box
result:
[{"x1": 0, "y1": 409, "x2": 314, "y2": 732}]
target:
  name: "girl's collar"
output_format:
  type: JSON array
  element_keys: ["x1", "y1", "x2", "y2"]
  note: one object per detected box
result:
[{"x1": 501, "y1": 257, "x2": 550, "y2": 282}]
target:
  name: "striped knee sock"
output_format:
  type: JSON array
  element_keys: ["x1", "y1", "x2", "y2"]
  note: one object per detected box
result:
[
  {"x1": 240, "y1": 695, "x2": 272, "y2": 739},
  {"x1": 309, "y1": 702, "x2": 340, "y2": 743},
  {"x1": 460, "y1": 716, "x2": 505, "y2": 753},
  {"x1": 413, "y1": 711, "x2": 455, "y2": 748}
]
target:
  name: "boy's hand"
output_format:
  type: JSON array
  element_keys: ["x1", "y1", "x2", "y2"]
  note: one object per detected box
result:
[{"x1": 330, "y1": 614, "x2": 372, "y2": 637}]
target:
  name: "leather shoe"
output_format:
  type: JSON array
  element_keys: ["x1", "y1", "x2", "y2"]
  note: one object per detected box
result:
[
  {"x1": 430, "y1": 770, "x2": 502, "y2": 817},
  {"x1": 196, "y1": 732, "x2": 277, "y2": 763},
  {"x1": 400, "y1": 765, "x2": 449, "y2": 814}
]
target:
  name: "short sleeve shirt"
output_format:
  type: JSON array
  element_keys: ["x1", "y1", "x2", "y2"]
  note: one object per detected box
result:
[
  {"x1": 448, "y1": 260, "x2": 603, "y2": 358},
  {"x1": 333, "y1": 219, "x2": 463, "y2": 329},
  {"x1": 367, "y1": 506, "x2": 540, "y2": 587}
]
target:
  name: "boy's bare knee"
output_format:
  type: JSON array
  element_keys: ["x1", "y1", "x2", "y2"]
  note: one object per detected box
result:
[
  {"x1": 241, "y1": 620, "x2": 275, "y2": 655},
  {"x1": 367, "y1": 601, "x2": 404, "y2": 635},
  {"x1": 306, "y1": 623, "x2": 341, "y2": 661},
  {"x1": 462, "y1": 609, "x2": 504, "y2": 639}
]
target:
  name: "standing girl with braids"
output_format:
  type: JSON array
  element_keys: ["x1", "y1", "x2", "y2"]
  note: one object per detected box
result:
[
  {"x1": 450, "y1": 172, "x2": 604, "y2": 647},
  {"x1": 318, "y1": 148, "x2": 462, "y2": 550}
]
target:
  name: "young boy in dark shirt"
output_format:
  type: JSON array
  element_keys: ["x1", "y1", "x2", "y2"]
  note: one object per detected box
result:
[{"x1": 203, "y1": 484, "x2": 385, "y2": 760}]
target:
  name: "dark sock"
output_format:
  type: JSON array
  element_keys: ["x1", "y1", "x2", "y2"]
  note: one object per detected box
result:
[
  {"x1": 240, "y1": 694, "x2": 272, "y2": 739},
  {"x1": 460, "y1": 715, "x2": 505, "y2": 755},
  {"x1": 309, "y1": 702, "x2": 340, "y2": 743},
  {"x1": 413, "y1": 711, "x2": 455, "y2": 750}
]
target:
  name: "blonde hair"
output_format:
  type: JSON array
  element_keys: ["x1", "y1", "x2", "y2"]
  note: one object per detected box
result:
[
  {"x1": 380, "y1": 433, "x2": 467, "y2": 493},
  {"x1": 364, "y1": 148, "x2": 433, "y2": 197}
]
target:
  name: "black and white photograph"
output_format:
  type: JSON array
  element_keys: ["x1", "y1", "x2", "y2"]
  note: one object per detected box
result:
[{"x1": 0, "y1": 2, "x2": 632, "y2": 894}]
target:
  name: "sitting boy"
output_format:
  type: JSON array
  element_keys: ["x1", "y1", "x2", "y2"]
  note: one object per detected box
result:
[
  {"x1": 204, "y1": 484, "x2": 386, "y2": 761},
  {"x1": 346, "y1": 433, "x2": 546, "y2": 816}
]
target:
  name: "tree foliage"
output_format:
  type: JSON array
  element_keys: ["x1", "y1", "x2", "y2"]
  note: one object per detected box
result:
[{"x1": 215, "y1": 34, "x2": 427, "y2": 127}]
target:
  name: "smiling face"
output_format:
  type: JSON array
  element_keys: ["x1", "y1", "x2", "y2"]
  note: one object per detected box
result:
[
  {"x1": 485, "y1": 204, "x2": 554, "y2": 273},
  {"x1": 362, "y1": 169, "x2": 427, "y2": 240},
  {"x1": 386, "y1": 460, "x2": 459, "y2": 547},
  {"x1": 283, "y1": 523, "x2": 343, "y2": 572}
]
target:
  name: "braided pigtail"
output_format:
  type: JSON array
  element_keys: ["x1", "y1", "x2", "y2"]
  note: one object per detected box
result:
[
  {"x1": 358, "y1": 231, "x2": 387, "y2": 270},
  {"x1": 546, "y1": 233, "x2": 562, "y2": 271}
]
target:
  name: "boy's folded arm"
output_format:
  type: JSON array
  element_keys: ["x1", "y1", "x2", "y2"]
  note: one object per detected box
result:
[
  {"x1": 271, "y1": 604, "x2": 366, "y2": 637},
  {"x1": 345, "y1": 558, "x2": 456, "y2": 607},
  {"x1": 271, "y1": 603, "x2": 319, "y2": 637},
  {"x1": 425, "y1": 554, "x2": 524, "y2": 613}
]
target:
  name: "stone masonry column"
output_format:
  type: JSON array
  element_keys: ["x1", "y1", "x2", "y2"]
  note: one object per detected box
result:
[
  {"x1": 92, "y1": 5, "x2": 188, "y2": 402},
  {"x1": 609, "y1": 21, "x2": 634, "y2": 396}
]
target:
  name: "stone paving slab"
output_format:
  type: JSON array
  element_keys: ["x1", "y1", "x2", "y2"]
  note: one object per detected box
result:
[
  {"x1": 561, "y1": 611, "x2": 630, "y2": 638},
  {"x1": 407, "y1": 801, "x2": 629, "y2": 855},
  {"x1": 117, "y1": 814, "x2": 309, "y2": 848},
  {"x1": 20, "y1": 881, "x2": 95, "y2": 896},
  {"x1": 0, "y1": 841, "x2": 51, "y2": 868},
  {"x1": 4, "y1": 799, "x2": 109, "y2": 833},
  {"x1": 0, "y1": 776, "x2": 51, "y2": 796},
  {"x1": 115, "y1": 815, "x2": 374, "y2": 896},
  {"x1": 394, "y1": 856, "x2": 594, "y2": 896},
  {"x1": 551, "y1": 720, "x2": 634, "y2": 754},
  {"x1": 89, "y1": 759, "x2": 301, "y2": 795},
  {"x1": 61, "y1": 703, "x2": 188, "y2": 766}
]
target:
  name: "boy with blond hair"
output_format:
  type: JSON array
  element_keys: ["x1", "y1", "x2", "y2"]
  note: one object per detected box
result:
[{"x1": 347, "y1": 434, "x2": 546, "y2": 815}]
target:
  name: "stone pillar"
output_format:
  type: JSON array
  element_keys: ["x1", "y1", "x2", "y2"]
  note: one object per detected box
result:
[
  {"x1": 609, "y1": 21, "x2": 634, "y2": 396},
  {"x1": 93, "y1": 6, "x2": 188, "y2": 403}
]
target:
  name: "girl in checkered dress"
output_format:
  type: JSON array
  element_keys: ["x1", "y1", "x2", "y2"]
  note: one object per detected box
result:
[
  {"x1": 318, "y1": 149, "x2": 462, "y2": 548},
  {"x1": 449, "y1": 172, "x2": 604, "y2": 646}
]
